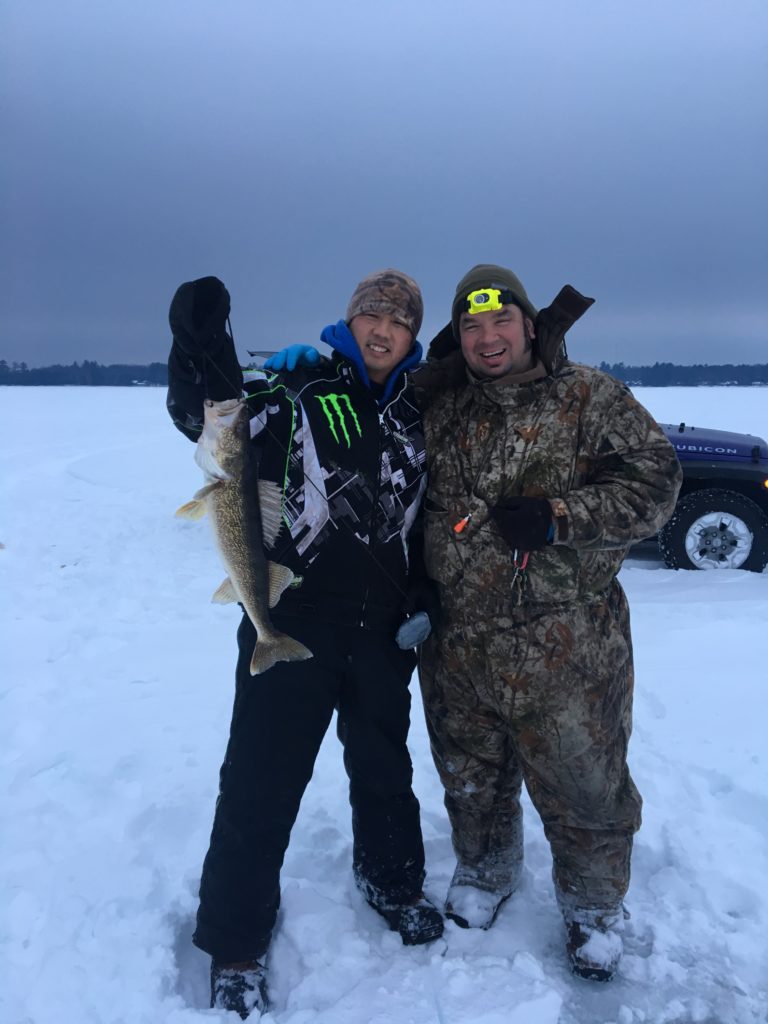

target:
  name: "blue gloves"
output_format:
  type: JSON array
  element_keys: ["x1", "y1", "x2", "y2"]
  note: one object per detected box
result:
[{"x1": 264, "y1": 344, "x2": 321, "y2": 372}]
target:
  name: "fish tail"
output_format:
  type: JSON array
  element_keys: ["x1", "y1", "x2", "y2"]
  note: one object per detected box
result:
[{"x1": 250, "y1": 633, "x2": 313, "y2": 675}]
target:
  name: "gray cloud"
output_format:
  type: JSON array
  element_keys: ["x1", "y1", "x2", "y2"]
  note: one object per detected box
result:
[{"x1": 2, "y1": 0, "x2": 766, "y2": 367}]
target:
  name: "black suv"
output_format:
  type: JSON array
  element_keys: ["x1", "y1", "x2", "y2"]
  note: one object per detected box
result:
[{"x1": 656, "y1": 423, "x2": 768, "y2": 572}]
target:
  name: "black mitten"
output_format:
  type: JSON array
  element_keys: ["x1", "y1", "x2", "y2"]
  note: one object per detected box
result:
[
  {"x1": 168, "y1": 276, "x2": 241, "y2": 399},
  {"x1": 489, "y1": 497, "x2": 553, "y2": 551},
  {"x1": 534, "y1": 285, "x2": 594, "y2": 373}
]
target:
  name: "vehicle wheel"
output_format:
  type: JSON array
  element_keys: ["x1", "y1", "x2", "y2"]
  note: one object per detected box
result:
[{"x1": 659, "y1": 488, "x2": 768, "y2": 572}]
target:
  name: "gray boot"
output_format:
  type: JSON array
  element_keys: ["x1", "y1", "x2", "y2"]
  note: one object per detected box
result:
[
  {"x1": 445, "y1": 855, "x2": 522, "y2": 930},
  {"x1": 563, "y1": 907, "x2": 625, "y2": 982}
]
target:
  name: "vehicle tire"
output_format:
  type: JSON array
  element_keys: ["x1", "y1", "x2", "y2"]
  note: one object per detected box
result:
[{"x1": 659, "y1": 488, "x2": 768, "y2": 572}]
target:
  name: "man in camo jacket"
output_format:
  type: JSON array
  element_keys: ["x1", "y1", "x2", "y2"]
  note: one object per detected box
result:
[{"x1": 415, "y1": 264, "x2": 682, "y2": 981}]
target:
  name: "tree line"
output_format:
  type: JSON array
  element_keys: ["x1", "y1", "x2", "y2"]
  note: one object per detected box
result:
[
  {"x1": 0, "y1": 359, "x2": 168, "y2": 386},
  {"x1": 1, "y1": 358, "x2": 767, "y2": 387},
  {"x1": 597, "y1": 362, "x2": 768, "y2": 386}
]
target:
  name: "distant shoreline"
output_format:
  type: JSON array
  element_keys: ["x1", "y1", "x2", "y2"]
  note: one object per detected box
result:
[{"x1": 2, "y1": 360, "x2": 767, "y2": 387}]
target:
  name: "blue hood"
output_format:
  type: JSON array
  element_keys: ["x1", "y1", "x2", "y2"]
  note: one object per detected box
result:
[
  {"x1": 661, "y1": 422, "x2": 768, "y2": 463},
  {"x1": 320, "y1": 320, "x2": 423, "y2": 407}
]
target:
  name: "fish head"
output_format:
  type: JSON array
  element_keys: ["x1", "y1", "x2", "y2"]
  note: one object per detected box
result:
[{"x1": 195, "y1": 398, "x2": 249, "y2": 480}]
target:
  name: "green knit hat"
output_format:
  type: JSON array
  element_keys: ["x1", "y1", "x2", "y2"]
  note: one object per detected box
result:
[{"x1": 451, "y1": 264, "x2": 537, "y2": 340}]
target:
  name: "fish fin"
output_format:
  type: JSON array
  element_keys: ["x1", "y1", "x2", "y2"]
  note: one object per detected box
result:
[
  {"x1": 258, "y1": 479, "x2": 284, "y2": 549},
  {"x1": 250, "y1": 634, "x2": 313, "y2": 675},
  {"x1": 193, "y1": 482, "x2": 222, "y2": 500},
  {"x1": 175, "y1": 499, "x2": 207, "y2": 520},
  {"x1": 267, "y1": 562, "x2": 294, "y2": 608},
  {"x1": 212, "y1": 577, "x2": 238, "y2": 604}
]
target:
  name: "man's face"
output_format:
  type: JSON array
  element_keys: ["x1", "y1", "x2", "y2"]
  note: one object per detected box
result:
[
  {"x1": 459, "y1": 303, "x2": 535, "y2": 378},
  {"x1": 349, "y1": 312, "x2": 413, "y2": 383}
]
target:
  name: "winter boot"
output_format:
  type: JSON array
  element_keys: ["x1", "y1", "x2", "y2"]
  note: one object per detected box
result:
[
  {"x1": 445, "y1": 884, "x2": 514, "y2": 930},
  {"x1": 210, "y1": 959, "x2": 269, "y2": 1019},
  {"x1": 444, "y1": 858, "x2": 520, "y2": 930},
  {"x1": 564, "y1": 908, "x2": 624, "y2": 982},
  {"x1": 370, "y1": 893, "x2": 444, "y2": 945}
]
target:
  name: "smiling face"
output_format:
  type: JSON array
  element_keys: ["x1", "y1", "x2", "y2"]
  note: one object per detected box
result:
[
  {"x1": 349, "y1": 312, "x2": 414, "y2": 383},
  {"x1": 458, "y1": 303, "x2": 536, "y2": 378}
]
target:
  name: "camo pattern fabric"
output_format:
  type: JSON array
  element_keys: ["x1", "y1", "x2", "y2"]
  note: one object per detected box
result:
[
  {"x1": 419, "y1": 362, "x2": 681, "y2": 912},
  {"x1": 345, "y1": 269, "x2": 424, "y2": 338},
  {"x1": 420, "y1": 583, "x2": 640, "y2": 911},
  {"x1": 421, "y1": 362, "x2": 682, "y2": 608}
]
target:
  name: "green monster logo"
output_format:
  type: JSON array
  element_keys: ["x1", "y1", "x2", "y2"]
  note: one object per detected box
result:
[{"x1": 316, "y1": 394, "x2": 362, "y2": 446}]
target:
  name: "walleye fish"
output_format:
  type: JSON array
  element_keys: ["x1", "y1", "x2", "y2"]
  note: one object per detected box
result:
[{"x1": 176, "y1": 397, "x2": 312, "y2": 675}]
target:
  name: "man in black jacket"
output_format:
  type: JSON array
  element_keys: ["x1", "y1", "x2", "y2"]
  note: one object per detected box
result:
[{"x1": 167, "y1": 270, "x2": 442, "y2": 1019}]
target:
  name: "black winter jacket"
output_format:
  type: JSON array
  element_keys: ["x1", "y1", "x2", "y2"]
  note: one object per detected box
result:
[{"x1": 167, "y1": 335, "x2": 427, "y2": 632}]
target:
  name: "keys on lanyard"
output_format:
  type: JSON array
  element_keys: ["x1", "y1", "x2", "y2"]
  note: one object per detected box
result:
[{"x1": 511, "y1": 549, "x2": 529, "y2": 606}]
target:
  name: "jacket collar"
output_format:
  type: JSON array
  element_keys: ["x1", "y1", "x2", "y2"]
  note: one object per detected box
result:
[{"x1": 467, "y1": 358, "x2": 548, "y2": 388}]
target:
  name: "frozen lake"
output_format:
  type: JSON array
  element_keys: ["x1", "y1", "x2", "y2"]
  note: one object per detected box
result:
[{"x1": 1, "y1": 385, "x2": 766, "y2": 1024}]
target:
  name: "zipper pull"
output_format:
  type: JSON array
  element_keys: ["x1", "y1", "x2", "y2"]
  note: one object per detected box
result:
[
  {"x1": 453, "y1": 513, "x2": 472, "y2": 535},
  {"x1": 511, "y1": 549, "x2": 530, "y2": 606}
]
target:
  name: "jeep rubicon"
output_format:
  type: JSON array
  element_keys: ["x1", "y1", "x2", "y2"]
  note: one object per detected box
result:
[{"x1": 657, "y1": 423, "x2": 768, "y2": 571}]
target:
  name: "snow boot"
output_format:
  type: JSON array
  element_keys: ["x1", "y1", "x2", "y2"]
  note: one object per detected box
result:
[
  {"x1": 210, "y1": 959, "x2": 269, "y2": 1019},
  {"x1": 370, "y1": 893, "x2": 444, "y2": 945},
  {"x1": 445, "y1": 883, "x2": 513, "y2": 930},
  {"x1": 564, "y1": 909, "x2": 624, "y2": 982},
  {"x1": 444, "y1": 857, "x2": 520, "y2": 930}
]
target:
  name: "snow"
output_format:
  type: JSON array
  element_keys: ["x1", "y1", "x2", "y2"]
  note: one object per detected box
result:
[{"x1": 2, "y1": 385, "x2": 767, "y2": 1024}]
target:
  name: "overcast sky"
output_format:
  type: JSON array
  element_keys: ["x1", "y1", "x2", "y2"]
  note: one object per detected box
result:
[{"x1": 2, "y1": 0, "x2": 766, "y2": 368}]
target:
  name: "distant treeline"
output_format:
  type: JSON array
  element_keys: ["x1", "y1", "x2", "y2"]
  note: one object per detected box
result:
[
  {"x1": 598, "y1": 362, "x2": 768, "y2": 386},
  {"x1": 0, "y1": 360, "x2": 168, "y2": 386},
  {"x1": 2, "y1": 358, "x2": 767, "y2": 387}
]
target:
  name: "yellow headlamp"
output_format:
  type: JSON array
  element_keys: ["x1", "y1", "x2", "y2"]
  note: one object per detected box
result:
[{"x1": 464, "y1": 287, "x2": 517, "y2": 315}]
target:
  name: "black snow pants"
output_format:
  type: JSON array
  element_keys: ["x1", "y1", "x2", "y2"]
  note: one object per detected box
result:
[{"x1": 192, "y1": 612, "x2": 425, "y2": 963}]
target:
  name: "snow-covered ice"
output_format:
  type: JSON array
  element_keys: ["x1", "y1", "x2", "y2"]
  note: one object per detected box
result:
[{"x1": 2, "y1": 385, "x2": 766, "y2": 1024}]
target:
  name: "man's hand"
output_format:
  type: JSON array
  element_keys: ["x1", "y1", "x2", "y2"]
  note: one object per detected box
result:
[
  {"x1": 489, "y1": 497, "x2": 554, "y2": 551},
  {"x1": 264, "y1": 345, "x2": 321, "y2": 372},
  {"x1": 169, "y1": 276, "x2": 231, "y2": 358}
]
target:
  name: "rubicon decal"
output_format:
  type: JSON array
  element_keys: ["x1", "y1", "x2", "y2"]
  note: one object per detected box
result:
[
  {"x1": 675, "y1": 444, "x2": 738, "y2": 454},
  {"x1": 316, "y1": 394, "x2": 362, "y2": 446}
]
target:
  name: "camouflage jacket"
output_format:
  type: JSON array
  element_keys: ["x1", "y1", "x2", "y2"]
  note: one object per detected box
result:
[{"x1": 419, "y1": 356, "x2": 682, "y2": 613}]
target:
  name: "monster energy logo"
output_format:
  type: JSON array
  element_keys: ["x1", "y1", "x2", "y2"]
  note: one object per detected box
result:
[{"x1": 316, "y1": 394, "x2": 362, "y2": 446}]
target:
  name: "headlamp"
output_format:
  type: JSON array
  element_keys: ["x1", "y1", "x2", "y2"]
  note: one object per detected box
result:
[{"x1": 463, "y1": 288, "x2": 518, "y2": 315}]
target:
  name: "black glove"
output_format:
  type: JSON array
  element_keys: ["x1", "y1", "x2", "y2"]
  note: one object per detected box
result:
[
  {"x1": 489, "y1": 496, "x2": 553, "y2": 552},
  {"x1": 168, "y1": 276, "x2": 241, "y2": 399},
  {"x1": 169, "y1": 276, "x2": 230, "y2": 353},
  {"x1": 534, "y1": 285, "x2": 595, "y2": 374}
]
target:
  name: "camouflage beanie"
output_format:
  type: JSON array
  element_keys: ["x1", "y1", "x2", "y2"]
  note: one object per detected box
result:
[
  {"x1": 346, "y1": 269, "x2": 423, "y2": 339},
  {"x1": 451, "y1": 264, "x2": 537, "y2": 340}
]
